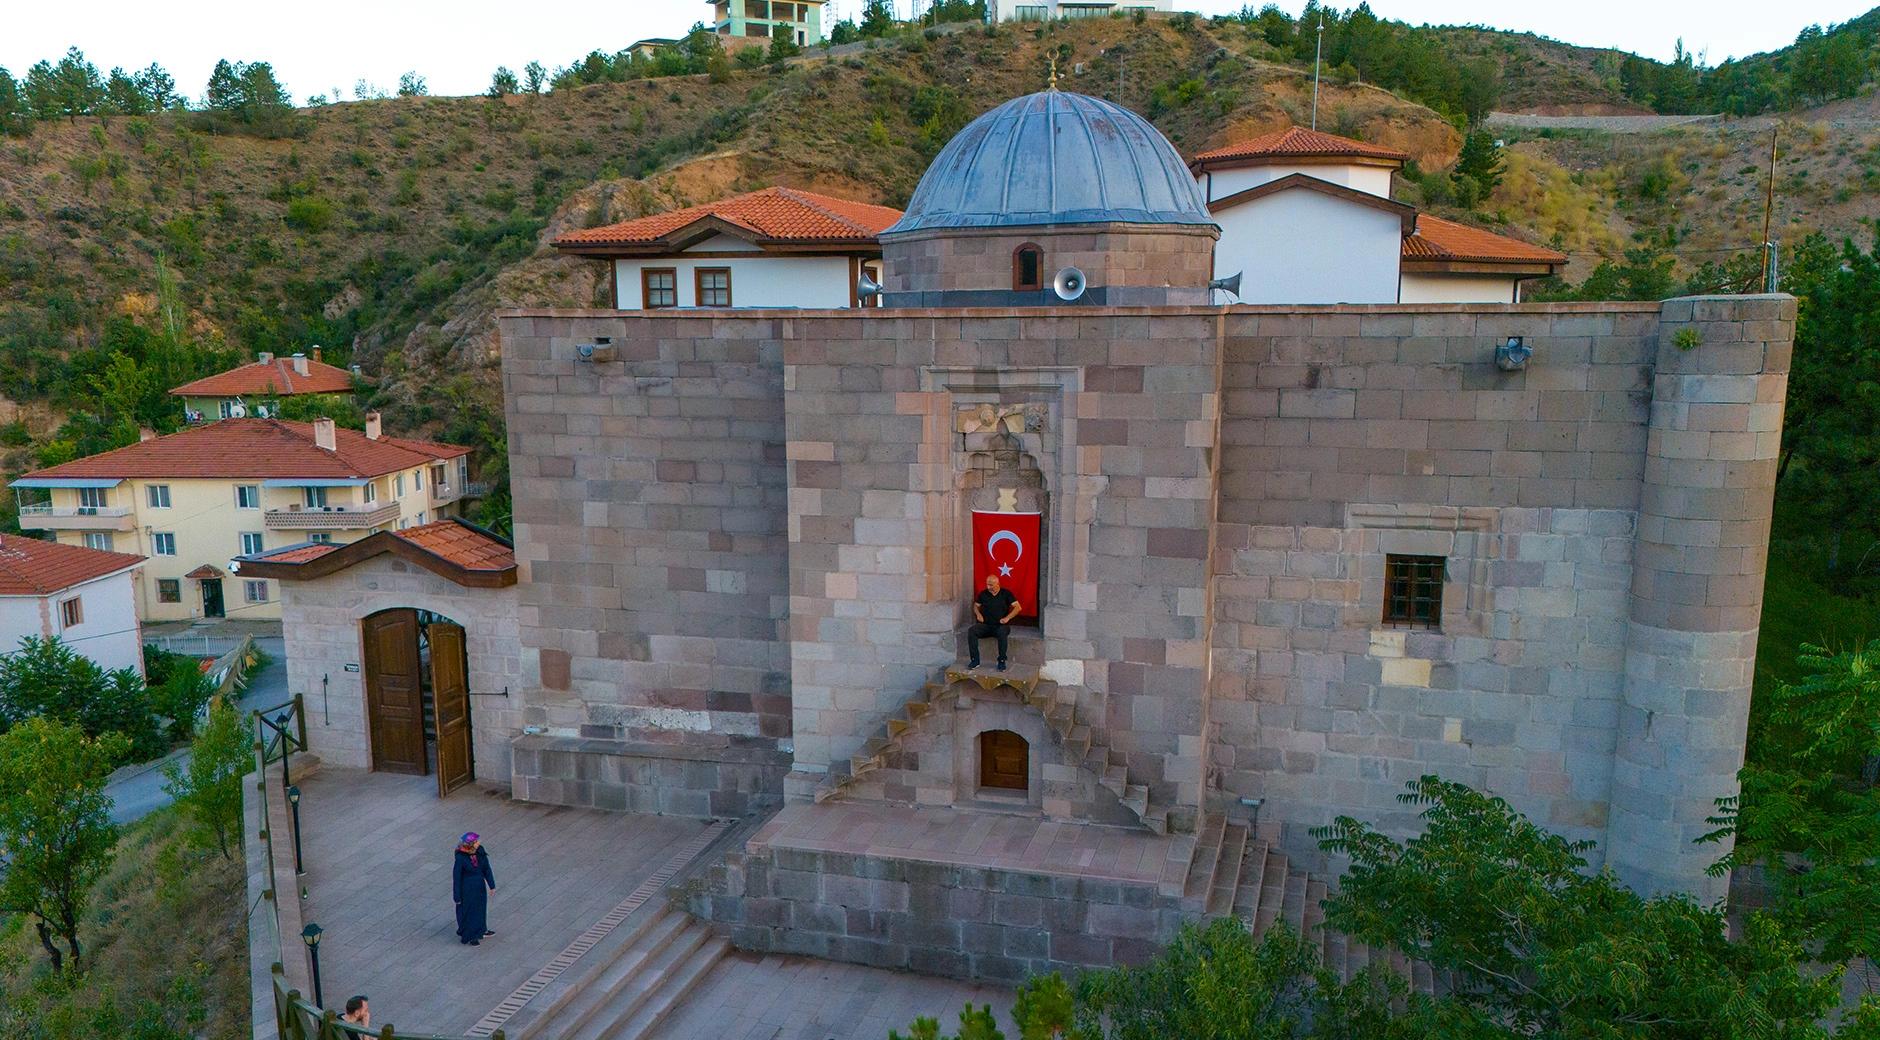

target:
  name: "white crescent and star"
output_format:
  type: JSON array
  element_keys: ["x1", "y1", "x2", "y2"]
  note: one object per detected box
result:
[{"x1": 986, "y1": 530, "x2": 1023, "y2": 561}]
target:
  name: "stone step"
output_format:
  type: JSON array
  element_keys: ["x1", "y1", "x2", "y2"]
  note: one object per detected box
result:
[
  {"x1": 1303, "y1": 879, "x2": 1328, "y2": 946},
  {"x1": 1281, "y1": 871, "x2": 1307, "y2": 938},
  {"x1": 516, "y1": 907, "x2": 688, "y2": 1040},
  {"x1": 1231, "y1": 838, "x2": 1269, "y2": 919},
  {"x1": 1324, "y1": 927, "x2": 1347, "y2": 981},
  {"x1": 564, "y1": 918, "x2": 714, "y2": 1040},
  {"x1": 1206, "y1": 825, "x2": 1247, "y2": 916},
  {"x1": 1181, "y1": 815, "x2": 1227, "y2": 901},
  {"x1": 603, "y1": 930, "x2": 729, "y2": 1040},
  {"x1": 1254, "y1": 848, "x2": 1286, "y2": 938},
  {"x1": 1123, "y1": 785, "x2": 1149, "y2": 817}
]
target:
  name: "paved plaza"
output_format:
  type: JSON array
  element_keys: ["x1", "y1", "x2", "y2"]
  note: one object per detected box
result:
[
  {"x1": 650, "y1": 950, "x2": 1015, "y2": 1040},
  {"x1": 294, "y1": 767, "x2": 705, "y2": 1034},
  {"x1": 289, "y1": 767, "x2": 1013, "y2": 1038}
]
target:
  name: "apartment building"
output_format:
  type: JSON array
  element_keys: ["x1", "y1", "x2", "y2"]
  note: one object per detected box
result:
[
  {"x1": 12, "y1": 416, "x2": 472, "y2": 622},
  {"x1": 989, "y1": 0, "x2": 1174, "y2": 21},
  {"x1": 709, "y1": 0, "x2": 825, "y2": 47}
]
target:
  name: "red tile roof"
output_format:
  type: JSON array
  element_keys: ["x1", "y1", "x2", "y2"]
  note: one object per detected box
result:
[
  {"x1": 0, "y1": 535, "x2": 143, "y2": 596},
  {"x1": 1191, "y1": 127, "x2": 1409, "y2": 169},
  {"x1": 239, "y1": 519, "x2": 515, "y2": 588},
  {"x1": 169, "y1": 357, "x2": 357, "y2": 398},
  {"x1": 395, "y1": 520, "x2": 515, "y2": 572},
  {"x1": 19, "y1": 419, "x2": 469, "y2": 483},
  {"x1": 1403, "y1": 214, "x2": 1568, "y2": 266},
  {"x1": 555, "y1": 187, "x2": 903, "y2": 248}
]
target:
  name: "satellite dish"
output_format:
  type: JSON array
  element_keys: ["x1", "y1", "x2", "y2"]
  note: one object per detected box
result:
[
  {"x1": 229, "y1": 398, "x2": 247, "y2": 418},
  {"x1": 1209, "y1": 272, "x2": 1243, "y2": 297},
  {"x1": 856, "y1": 273, "x2": 883, "y2": 300},
  {"x1": 1052, "y1": 267, "x2": 1087, "y2": 302}
]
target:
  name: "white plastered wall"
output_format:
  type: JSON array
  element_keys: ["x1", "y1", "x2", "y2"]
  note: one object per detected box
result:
[{"x1": 1212, "y1": 188, "x2": 1403, "y2": 304}]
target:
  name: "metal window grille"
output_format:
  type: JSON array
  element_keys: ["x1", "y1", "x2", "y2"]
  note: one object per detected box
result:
[{"x1": 1383, "y1": 554, "x2": 1444, "y2": 629}]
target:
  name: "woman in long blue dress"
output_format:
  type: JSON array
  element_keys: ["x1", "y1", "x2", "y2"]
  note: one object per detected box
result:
[{"x1": 452, "y1": 832, "x2": 496, "y2": 945}]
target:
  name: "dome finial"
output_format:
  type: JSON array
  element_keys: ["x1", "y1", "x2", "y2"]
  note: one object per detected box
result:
[{"x1": 1048, "y1": 55, "x2": 1059, "y2": 91}]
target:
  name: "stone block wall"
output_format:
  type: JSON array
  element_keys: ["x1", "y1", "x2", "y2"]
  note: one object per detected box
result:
[
  {"x1": 498, "y1": 313, "x2": 792, "y2": 751},
  {"x1": 881, "y1": 225, "x2": 1218, "y2": 307},
  {"x1": 276, "y1": 554, "x2": 522, "y2": 784},
  {"x1": 510, "y1": 734, "x2": 789, "y2": 819},
  {"x1": 1207, "y1": 298, "x2": 1793, "y2": 899},
  {"x1": 692, "y1": 843, "x2": 1186, "y2": 983}
]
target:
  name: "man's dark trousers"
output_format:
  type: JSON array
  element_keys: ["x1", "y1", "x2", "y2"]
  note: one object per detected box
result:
[{"x1": 967, "y1": 622, "x2": 1010, "y2": 668}]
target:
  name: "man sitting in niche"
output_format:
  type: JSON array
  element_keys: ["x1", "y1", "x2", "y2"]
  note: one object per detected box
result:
[{"x1": 968, "y1": 574, "x2": 1022, "y2": 672}]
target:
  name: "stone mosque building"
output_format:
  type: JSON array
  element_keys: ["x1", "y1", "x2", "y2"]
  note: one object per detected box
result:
[{"x1": 254, "y1": 89, "x2": 1792, "y2": 983}]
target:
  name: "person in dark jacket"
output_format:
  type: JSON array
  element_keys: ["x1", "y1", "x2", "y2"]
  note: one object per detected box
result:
[{"x1": 452, "y1": 832, "x2": 496, "y2": 945}]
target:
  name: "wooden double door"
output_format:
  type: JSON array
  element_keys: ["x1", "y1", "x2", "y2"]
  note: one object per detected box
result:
[{"x1": 361, "y1": 608, "x2": 473, "y2": 797}]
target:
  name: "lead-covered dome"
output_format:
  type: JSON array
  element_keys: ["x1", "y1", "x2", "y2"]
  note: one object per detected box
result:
[{"x1": 884, "y1": 90, "x2": 1215, "y2": 235}]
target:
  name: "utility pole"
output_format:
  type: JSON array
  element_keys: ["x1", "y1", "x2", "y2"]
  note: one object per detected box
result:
[
  {"x1": 1310, "y1": 13, "x2": 1325, "y2": 131},
  {"x1": 1760, "y1": 127, "x2": 1780, "y2": 293}
]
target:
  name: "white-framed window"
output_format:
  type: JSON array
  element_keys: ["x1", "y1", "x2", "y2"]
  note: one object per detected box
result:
[
  {"x1": 219, "y1": 400, "x2": 235, "y2": 419},
  {"x1": 82, "y1": 532, "x2": 114, "y2": 551},
  {"x1": 151, "y1": 532, "x2": 176, "y2": 556},
  {"x1": 459, "y1": 460, "x2": 469, "y2": 488},
  {"x1": 236, "y1": 485, "x2": 260, "y2": 509},
  {"x1": 395, "y1": 473, "x2": 406, "y2": 497},
  {"x1": 415, "y1": 511, "x2": 426, "y2": 525},
  {"x1": 59, "y1": 597, "x2": 82, "y2": 628},
  {"x1": 157, "y1": 578, "x2": 181, "y2": 603},
  {"x1": 414, "y1": 469, "x2": 424, "y2": 490},
  {"x1": 78, "y1": 487, "x2": 108, "y2": 510},
  {"x1": 309, "y1": 532, "x2": 332, "y2": 543},
  {"x1": 146, "y1": 484, "x2": 171, "y2": 508},
  {"x1": 243, "y1": 580, "x2": 269, "y2": 604},
  {"x1": 304, "y1": 486, "x2": 328, "y2": 508},
  {"x1": 239, "y1": 532, "x2": 265, "y2": 556},
  {"x1": 363, "y1": 482, "x2": 377, "y2": 504}
]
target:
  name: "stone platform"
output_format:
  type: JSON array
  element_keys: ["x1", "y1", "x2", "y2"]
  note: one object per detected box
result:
[{"x1": 689, "y1": 801, "x2": 1199, "y2": 983}]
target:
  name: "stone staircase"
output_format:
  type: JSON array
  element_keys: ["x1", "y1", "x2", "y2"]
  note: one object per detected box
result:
[
  {"x1": 511, "y1": 905, "x2": 727, "y2": 1040},
  {"x1": 1183, "y1": 814, "x2": 1437, "y2": 993},
  {"x1": 813, "y1": 662, "x2": 1175, "y2": 835}
]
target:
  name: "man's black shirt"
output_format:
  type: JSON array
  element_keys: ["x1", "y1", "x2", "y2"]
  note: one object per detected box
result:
[{"x1": 975, "y1": 588, "x2": 1018, "y2": 624}]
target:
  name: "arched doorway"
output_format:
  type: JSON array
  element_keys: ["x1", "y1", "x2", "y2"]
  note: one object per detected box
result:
[
  {"x1": 361, "y1": 608, "x2": 474, "y2": 796},
  {"x1": 978, "y1": 729, "x2": 1029, "y2": 793}
]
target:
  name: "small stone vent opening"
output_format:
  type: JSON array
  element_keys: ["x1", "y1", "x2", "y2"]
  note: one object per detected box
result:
[{"x1": 978, "y1": 729, "x2": 1029, "y2": 794}]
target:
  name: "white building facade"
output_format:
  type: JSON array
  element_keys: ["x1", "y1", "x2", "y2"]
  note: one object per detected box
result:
[
  {"x1": 0, "y1": 536, "x2": 146, "y2": 675},
  {"x1": 988, "y1": 0, "x2": 1174, "y2": 21}
]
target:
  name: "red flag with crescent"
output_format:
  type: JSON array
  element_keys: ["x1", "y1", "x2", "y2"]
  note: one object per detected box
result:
[{"x1": 972, "y1": 510, "x2": 1041, "y2": 622}]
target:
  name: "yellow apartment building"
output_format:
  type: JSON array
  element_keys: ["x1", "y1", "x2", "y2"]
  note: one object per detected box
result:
[{"x1": 12, "y1": 415, "x2": 472, "y2": 622}]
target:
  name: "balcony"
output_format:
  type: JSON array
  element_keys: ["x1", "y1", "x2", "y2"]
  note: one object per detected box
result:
[
  {"x1": 263, "y1": 502, "x2": 402, "y2": 531},
  {"x1": 429, "y1": 483, "x2": 464, "y2": 509},
  {"x1": 17, "y1": 505, "x2": 136, "y2": 531}
]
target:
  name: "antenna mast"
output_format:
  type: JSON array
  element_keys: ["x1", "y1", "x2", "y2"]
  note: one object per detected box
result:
[
  {"x1": 1310, "y1": 13, "x2": 1325, "y2": 130},
  {"x1": 1760, "y1": 127, "x2": 1779, "y2": 293}
]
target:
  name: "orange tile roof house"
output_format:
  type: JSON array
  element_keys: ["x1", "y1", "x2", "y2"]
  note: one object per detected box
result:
[
  {"x1": 12, "y1": 417, "x2": 474, "y2": 623},
  {"x1": 0, "y1": 535, "x2": 147, "y2": 675},
  {"x1": 553, "y1": 186, "x2": 903, "y2": 310},
  {"x1": 171, "y1": 350, "x2": 359, "y2": 421},
  {"x1": 1191, "y1": 125, "x2": 1565, "y2": 304}
]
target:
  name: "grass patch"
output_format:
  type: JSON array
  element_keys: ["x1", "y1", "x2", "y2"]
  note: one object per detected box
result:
[{"x1": 0, "y1": 805, "x2": 249, "y2": 1039}]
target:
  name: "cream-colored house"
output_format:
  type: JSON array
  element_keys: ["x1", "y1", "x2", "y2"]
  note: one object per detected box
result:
[
  {"x1": 169, "y1": 350, "x2": 358, "y2": 423},
  {"x1": 12, "y1": 416, "x2": 471, "y2": 622}
]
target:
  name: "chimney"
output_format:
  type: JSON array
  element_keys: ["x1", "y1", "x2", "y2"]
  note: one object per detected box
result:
[
  {"x1": 311, "y1": 345, "x2": 323, "y2": 364},
  {"x1": 138, "y1": 427, "x2": 156, "y2": 442},
  {"x1": 313, "y1": 417, "x2": 337, "y2": 452},
  {"x1": 258, "y1": 351, "x2": 274, "y2": 365},
  {"x1": 364, "y1": 411, "x2": 382, "y2": 441},
  {"x1": 292, "y1": 353, "x2": 310, "y2": 376}
]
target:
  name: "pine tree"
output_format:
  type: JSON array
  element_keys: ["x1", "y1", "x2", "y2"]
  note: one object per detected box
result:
[{"x1": 1452, "y1": 129, "x2": 1505, "y2": 200}]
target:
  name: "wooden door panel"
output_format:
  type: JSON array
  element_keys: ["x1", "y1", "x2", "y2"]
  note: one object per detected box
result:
[
  {"x1": 430, "y1": 622, "x2": 473, "y2": 797},
  {"x1": 979, "y1": 730, "x2": 1028, "y2": 791},
  {"x1": 363, "y1": 610, "x2": 426, "y2": 775}
]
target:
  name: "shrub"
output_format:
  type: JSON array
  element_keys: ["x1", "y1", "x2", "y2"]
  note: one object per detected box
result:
[{"x1": 283, "y1": 196, "x2": 335, "y2": 233}]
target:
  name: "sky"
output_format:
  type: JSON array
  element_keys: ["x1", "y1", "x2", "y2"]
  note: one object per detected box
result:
[{"x1": 2, "y1": 0, "x2": 1871, "y2": 104}]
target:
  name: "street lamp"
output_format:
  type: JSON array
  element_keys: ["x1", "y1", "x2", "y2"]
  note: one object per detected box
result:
[
  {"x1": 300, "y1": 922, "x2": 324, "y2": 1008},
  {"x1": 286, "y1": 785, "x2": 304, "y2": 875}
]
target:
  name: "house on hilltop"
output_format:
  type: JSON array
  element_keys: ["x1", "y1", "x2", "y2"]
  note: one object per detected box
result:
[
  {"x1": 170, "y1": 349, "x2": 359, "y2": 423},
  {"x1": 0, "y1": 535, "x2": 146, "y2": 675},
  {"x1": 552, "y1": 186, "x2": 900, "y2": 309},
  {"x1": 12, "y1": 416, "x2": 470, "y2": 623}
]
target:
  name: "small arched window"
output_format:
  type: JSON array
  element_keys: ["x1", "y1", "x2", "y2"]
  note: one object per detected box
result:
[{"x1": 1012, "y1": 244, "x2": 1044, "y2": 292}]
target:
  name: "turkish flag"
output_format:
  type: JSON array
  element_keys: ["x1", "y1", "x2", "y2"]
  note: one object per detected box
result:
[{"x1": 972, "y1": 511, "x2": 1041, "y2": 623}]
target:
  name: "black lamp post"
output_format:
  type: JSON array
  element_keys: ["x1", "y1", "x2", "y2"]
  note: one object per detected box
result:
[
  {"x1": 286, "y1": 784, "x2": 304, "y2": 875},
  {"x1": 300, "y1": 922, "x2": 324, "y2": 1008}
]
